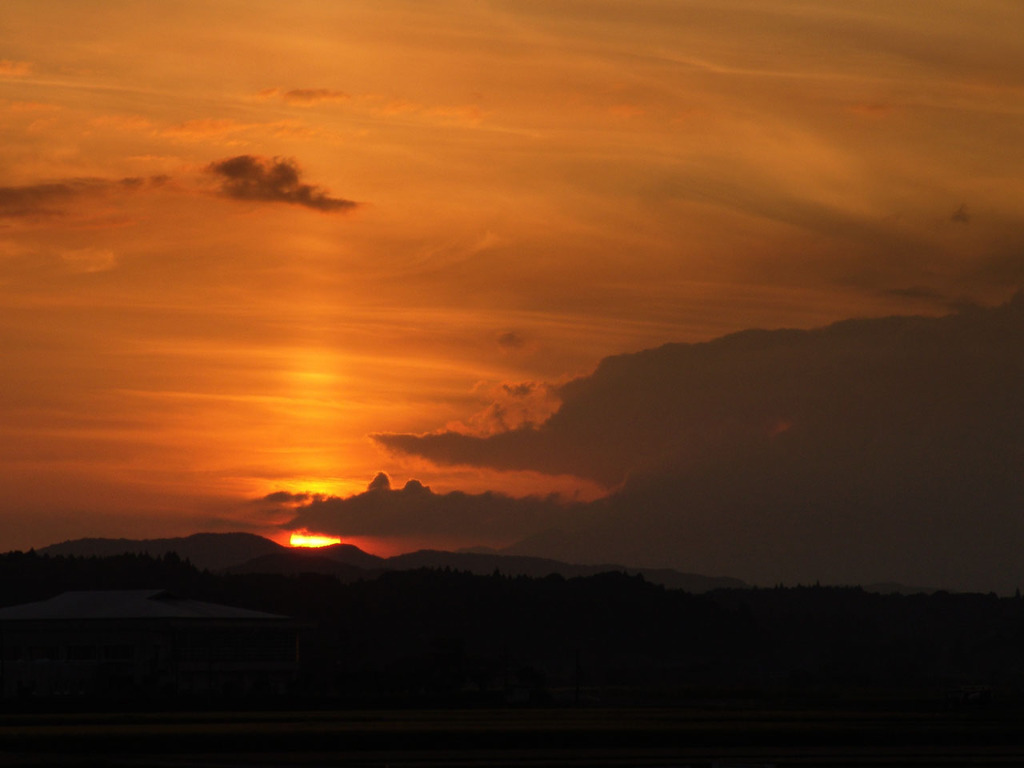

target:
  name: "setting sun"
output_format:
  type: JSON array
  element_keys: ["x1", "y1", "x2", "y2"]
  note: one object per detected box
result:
[{"x1": 289, "y1": 533, "x2": 342, "y2": 548}]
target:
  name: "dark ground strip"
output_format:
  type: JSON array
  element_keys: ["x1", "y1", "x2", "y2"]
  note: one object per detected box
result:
[{"x1": 1, "y1": 709, "x2": 1023, "y2": 767}]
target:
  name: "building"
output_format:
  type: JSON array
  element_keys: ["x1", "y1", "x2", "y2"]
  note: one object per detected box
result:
[{"x1": 0, "y1": 590, "x2": 299, "y2": 699}]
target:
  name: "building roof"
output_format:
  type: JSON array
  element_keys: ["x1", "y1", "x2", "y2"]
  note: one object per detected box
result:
[{"x1": 0, "y1": 590, "x2": 288, "y2": 621}]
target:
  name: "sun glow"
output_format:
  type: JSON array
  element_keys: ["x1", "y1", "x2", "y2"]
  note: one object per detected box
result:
[{"x1": 290, "y1": 533, "x2": 342, "y2": 548}]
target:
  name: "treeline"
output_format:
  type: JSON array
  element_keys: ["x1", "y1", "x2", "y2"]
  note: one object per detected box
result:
[{"x1": 3, "y1": 550, "x2": 1024, "y2": 706}]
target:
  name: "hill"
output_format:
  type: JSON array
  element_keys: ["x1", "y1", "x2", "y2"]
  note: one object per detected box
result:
[
  {"x1": 0, "y1": 549, "x2": 1016, "y2": 709},
  {"x1": 37, "y1": 533, "x2": 745, "y2": 592},
  {"x1": 38, "y1": 532, "x2": 286, "y2": 571}
]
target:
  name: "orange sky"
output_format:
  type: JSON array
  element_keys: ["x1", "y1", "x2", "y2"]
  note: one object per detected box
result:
[{"x1": 2, "y1": 1, "x2": 1023, "y2": 552}]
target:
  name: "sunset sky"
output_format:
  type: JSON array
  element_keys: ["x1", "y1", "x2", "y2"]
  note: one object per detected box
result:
[{"x1": 2, "y1": 2, "x2": 1022, "y2": 589}]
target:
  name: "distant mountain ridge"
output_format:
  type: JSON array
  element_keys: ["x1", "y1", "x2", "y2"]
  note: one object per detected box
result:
[
  {"x1": 35, "y1": 532, "x2": 746, "y2": 593},
  {"x1": 38, "y1": 533, "x2": 285, "y2": 571},
  {"x1": 379, "y1": 549, "x2": 746, "y2": 592}
]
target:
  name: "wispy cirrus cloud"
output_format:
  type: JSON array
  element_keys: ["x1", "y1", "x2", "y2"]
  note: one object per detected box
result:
[
  {"x1": 256, "y1": 86, "x2": 486, "y2": 125},
  {"x1": 162, "y1": 118, "x2": 251, "y2": 139},
  {"x1": 206, "y1": 155, "x2": 358, "y2": 212},
  {"x1": 59, "y1": 247, "x2": 117, "y2": 274}
]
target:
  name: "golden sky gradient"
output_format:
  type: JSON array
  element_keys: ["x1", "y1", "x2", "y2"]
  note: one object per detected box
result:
[{"x1": 2, "y1": 1, "x2": 1023, "y2": 553}]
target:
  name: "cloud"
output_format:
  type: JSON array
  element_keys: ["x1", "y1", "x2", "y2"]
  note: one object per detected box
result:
[
  {"x1": 376, "y1": 296, "x2": 1024, "y2": 590},
  {"x1": 951, "y1": 203, "x2": 971, "y2": 223},
  {"x1": 0, "y1": 176, "x2": 164, "y2": 218},
  {"x1": 503, "y1": 382, "x2": 534, "y2": 397},
  {"x1": 0, "y1": 183, "x2": 79, "y2": 218},
  {"x1": 0, "y1": 60, "x2": 32, "y2": 77},
  {"x1": 379, "y1": 297, "x2": 1024, "y2": 485},
  {"x1": 439, "y1": 380, "x2": 561, "y2": 437},
  {"x1": 882, "y1": 285, "x2": 953, "y2": 303},
  {"x1": 281, "y1": 472, "x2": 583, "y2": 542},
  {"x1": 7, "y1": 100, "x2": 58, "y2": 114},
  {"x1": 259, "y1": 88, "x2": 351, "y2": 106},
  {"x1": 162, "y1": 118, "x2": 252, "y2": 139},
  {"x1": 262, "y1": 490, "x2": 313, "y2": 504},
  {"x1": 497, "y1": 331, "x2": 526, "y2": 350},
  {"x1": 59, "y1": 247, "x2": 117, "y2": 273},
  {"x1": 206, "y1": 155, "x2": 357, "y2": 212}
]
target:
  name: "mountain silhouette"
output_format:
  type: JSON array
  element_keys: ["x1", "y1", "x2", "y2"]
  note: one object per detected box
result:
[
  {"x1": 36, "y1": 532, "x2": 745, "y2": 592},
  {"x1": 381, "y1": 549, "x2": 746, "y2": 591},
  {"x1": 309, "y1": 542, "x2": 387, "y2": 569},
  {"x1": 223, "y1": 552, "x2": 374, "y2": 581},
  {"x1": 38, "y1": 532, "x2": 286, "y2": 571}
]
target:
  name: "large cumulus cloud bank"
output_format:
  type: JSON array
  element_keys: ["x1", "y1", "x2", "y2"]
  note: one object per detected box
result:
[{"x1": 371, "y1": 296, "x2": 1024, "y2": 592}]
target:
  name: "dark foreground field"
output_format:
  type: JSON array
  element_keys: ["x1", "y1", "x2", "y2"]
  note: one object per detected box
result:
[
  {"x1": 6, "y1": 556, "x2": 1024, "y2": 765},
  {"x1": 3, "y1": 707, "x2": 1024, "y2": 767}
]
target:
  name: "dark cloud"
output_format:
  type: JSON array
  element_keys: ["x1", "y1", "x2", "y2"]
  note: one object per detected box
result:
[
  {"x1": 206, "y1": 155, "x2": 357, "y2": 212},
  {"x1": 376, "y1": 295, "x2": 1024, "y2": 591},
  {"x1": 0, "y1": 176, "x2": 166, "y2": 218},
  {"x1": 503, "y1": 382, "x2": 534, "y2": 397},
  {"x1": 262, "y1": 490, "x2": 312, "y2": 504},
  {"x1": 282, "y1": 88, "x2": 350, "y2": 105},
  {"x1": 0, "y1": 183, "x2": 77, "y2": 217},
  {"x1": 446, "y1": 380, "x2": 559, "y2": 435},
  {"x1": 249, "y1": 491, "x2": 322, "y2": 521},
  {"x1": 497, "y1": 331, "x2": 526, "y2": 349},
  {"x1": 282, "y1": 475, "x2": 583, "y2": 542},
  {"x1": 882, "y1": 285, "x2": 951, "y2": 303},
  {"x1": 367, "y1": 471, "x2": 391, "y2": 491},
  {"x1": 951, "y1": 203, "x2": 971, "y2": 223}
]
